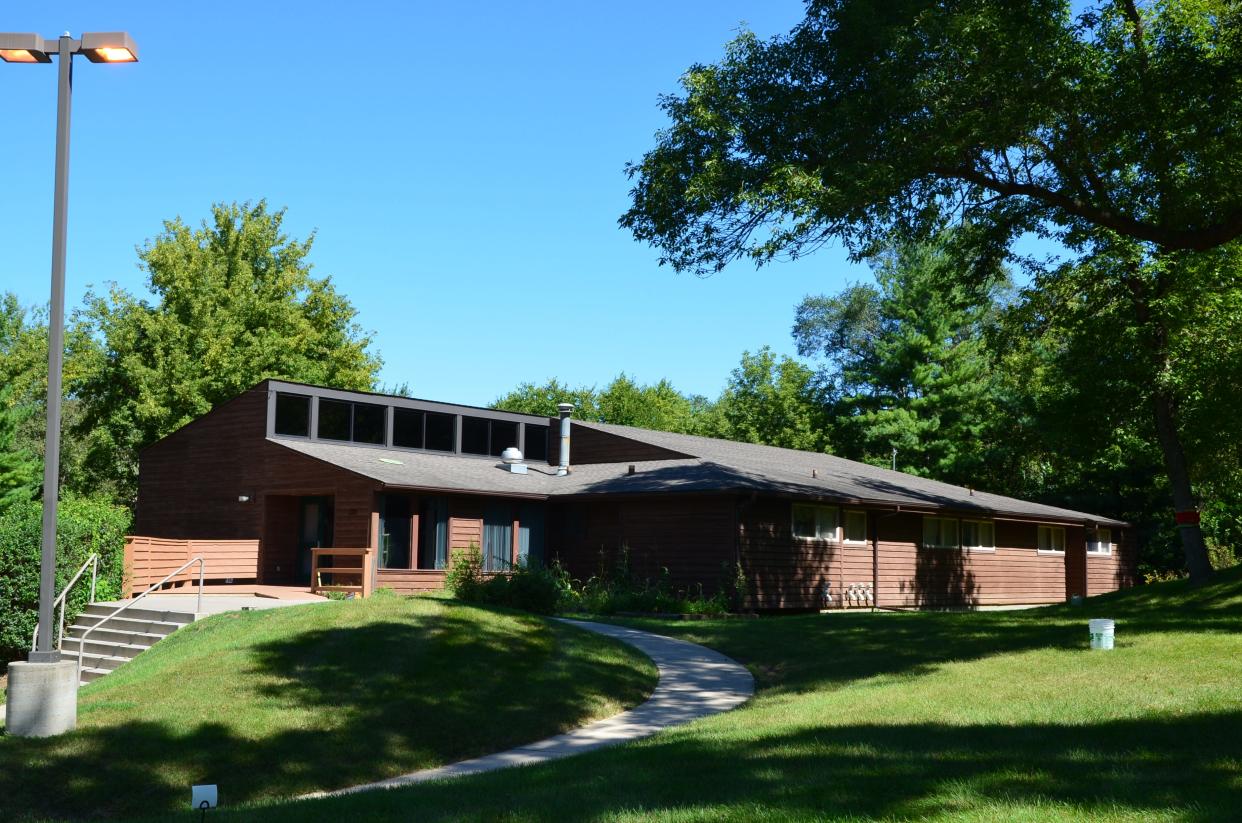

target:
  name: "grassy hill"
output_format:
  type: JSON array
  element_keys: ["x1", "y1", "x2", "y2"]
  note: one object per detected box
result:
[
  {"x1": 206, "y1": 568, "x2": 1242, "y2": 822},
  {"x1": 0, "y1": 592, "x2": 655, "y2": 821}
]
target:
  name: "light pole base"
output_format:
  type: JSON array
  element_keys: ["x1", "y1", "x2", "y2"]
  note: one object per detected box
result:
[{"x1": 5, "y1": 660, "x2": 77, "y2": 737}]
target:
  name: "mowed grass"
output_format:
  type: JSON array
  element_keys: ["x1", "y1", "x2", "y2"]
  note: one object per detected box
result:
[
  {"x1": 0, "y1": 592, "x2": 656, "y2": 822},
  {"x1": 196, "y1": 568, "x2": 1242, "y2": 823}
]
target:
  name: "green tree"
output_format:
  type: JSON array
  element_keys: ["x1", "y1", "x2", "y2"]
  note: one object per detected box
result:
[
  {"x1": 795, "y1": 237, "x2": 1008, "y2": 485},
  {"x1": 0, "y1": 389, "x2": 39, "y2": 509},
  {"x1": 711, "y1": 347, "x2": 829, "y2": 452},
  {"x1": 493, "y1": 375, "x2": 712, "y2": 434},
  {"x1": 73, "y1": 201, "x2": 382, "y2": 501},
  {"x1": 0, "y1": 294, "x2": 100, "y2": 500},
  {"x1": 492, "y1": 379, "x2": 602, "y2": 420},
  {"x1": 622, "y1": 1, "x2": 1242, "y2": 582}
]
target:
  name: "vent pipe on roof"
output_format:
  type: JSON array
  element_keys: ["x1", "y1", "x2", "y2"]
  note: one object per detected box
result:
[{"x1": 557, "y1": 403, "x2": 574, "y2": 476}]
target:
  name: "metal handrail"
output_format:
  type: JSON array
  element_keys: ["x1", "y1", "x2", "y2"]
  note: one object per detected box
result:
[
  {"x1": 74, "y1": 555, "x2": 204, "y2": 683},
  {"x1": 31, "y1": 553, "x2": 98, "y2": 652}
]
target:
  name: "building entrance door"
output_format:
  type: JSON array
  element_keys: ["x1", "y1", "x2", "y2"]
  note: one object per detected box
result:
[{"x1": 297, "y1": 496, "x2": 334, "y2": 585}]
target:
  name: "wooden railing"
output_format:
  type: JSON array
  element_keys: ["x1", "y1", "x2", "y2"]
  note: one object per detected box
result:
[
  {"x1": 124, "y1": 536, "x2": 260, "y2": 596},
  {"x1": 311, "y1": 548, "x2": 376, "y2": 598}
]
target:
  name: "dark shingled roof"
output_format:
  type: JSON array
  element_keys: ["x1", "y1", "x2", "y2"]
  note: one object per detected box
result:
[{"x1": 270, "y1": 416, "x2": 1125, "y2": 527}]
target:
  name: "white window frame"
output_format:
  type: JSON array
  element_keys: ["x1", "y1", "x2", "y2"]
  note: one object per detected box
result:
[
  {"x1": 792, "y1": 504, "x2": 840, "y2": 542},
  {"x1": 1087, "y1": 527, "x2": 1113, "y2": 556},
  {"x1": 922, "y1": 516, "x2": 960, "y2": 550},
  {"x1": 843, "y1": 510, "x2": 868, "y2": 544},
  {"x1": 1037, "y1": 525, "x2": 1066, "y2": 554},
  {"x1": 961, "y1": 519, "x2": 996, "y2": 552}
]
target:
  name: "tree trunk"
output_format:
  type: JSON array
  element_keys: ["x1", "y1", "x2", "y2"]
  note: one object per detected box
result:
[{"x1": 1152, "y1": 390, "x2": 1213, "y2": 585}]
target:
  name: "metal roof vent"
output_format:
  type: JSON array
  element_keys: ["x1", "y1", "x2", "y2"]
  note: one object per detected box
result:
[{"x1": 500, "y1": 447, "x2": 527, "y2": 474}]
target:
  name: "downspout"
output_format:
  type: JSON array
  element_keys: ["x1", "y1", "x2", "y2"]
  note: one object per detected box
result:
[{"x1": 556, "y1": 403, "x2": 574, "y2": 476}]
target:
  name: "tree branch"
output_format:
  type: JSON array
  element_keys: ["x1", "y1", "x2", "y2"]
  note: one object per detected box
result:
[{"x1": 934, "y1": 165, "x2": 1242, "y2": 251}]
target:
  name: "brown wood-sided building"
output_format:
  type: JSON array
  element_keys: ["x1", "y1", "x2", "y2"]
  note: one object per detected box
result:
[{"x1": 133, "y1": 380, "x2": 1137, "y2": 609}]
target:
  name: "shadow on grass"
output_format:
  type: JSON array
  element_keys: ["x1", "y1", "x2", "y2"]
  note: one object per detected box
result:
[
  {"x1": 203, "y1": 710, "x2": 1242, "y2": 822},
  {"x1": 0, "y1": 608, "x2": 652, "y2": 822},
  {"x1": 614, "y1": 568, "x2": 1242, "y2": 695}
]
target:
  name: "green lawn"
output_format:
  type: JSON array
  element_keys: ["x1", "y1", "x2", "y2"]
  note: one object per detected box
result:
[
  {"x1": 188, "y1": 568, "x2": 1242, "y2": 823},
  {"x1": 0, "y1": 592, "x2": 656, "y2": 822}
]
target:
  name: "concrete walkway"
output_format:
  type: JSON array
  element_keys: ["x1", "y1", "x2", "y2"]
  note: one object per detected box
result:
[{"x1": 302, "y1": 618, "x2": 754, "y2": 798}]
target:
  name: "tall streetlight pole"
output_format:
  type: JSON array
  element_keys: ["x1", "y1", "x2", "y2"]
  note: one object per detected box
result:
[{"x1": 1, "y1": 30, "x2": 138, "y2": 737}]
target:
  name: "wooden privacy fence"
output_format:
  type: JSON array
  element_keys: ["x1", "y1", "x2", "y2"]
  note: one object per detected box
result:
[{"x1": 124, "y1": 536, "x2": 260, "y2": 596}]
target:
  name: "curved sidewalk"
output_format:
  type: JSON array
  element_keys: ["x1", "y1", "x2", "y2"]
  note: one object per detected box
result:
[{"x1": 305, "y1": 618, "x2": 754, "y2": 798}]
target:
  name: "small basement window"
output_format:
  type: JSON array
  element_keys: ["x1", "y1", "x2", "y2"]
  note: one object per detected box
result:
[
  {"x1": 1088, "y1": 528, "x2": 1112, "y2": 555},
  {"x1": 962, "y1": 519, "x2": 995, "y2": 551},
  {"x1": 425, "y1": 412, "x2": 456, "y2": 452},
  {"x1": 352, "y1": 403, "x2": 387, "y2": 445},
  {"x1": 923, "y1": 516, "x2": 960, "y2": 549},
  {"x1": 843, "y1": 510, "x2": 867, "y2": 543},
  {"x1": 317, "y1": 399, "x2": 351, "y2": 441},
  {"x1": 1038, "y1": 525, "x2": 1066, "y2": 553},
  {"x1": 793, "y1": 504, "x2": 839, "y2": 540},
  {"x1": 274, "y1": 393, "x2": 310, "y2": 437},
  {"x1": 392, "y1": 408, "x2": 425, "y2": 449}
]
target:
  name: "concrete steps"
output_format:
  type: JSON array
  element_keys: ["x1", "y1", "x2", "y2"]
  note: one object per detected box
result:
[{"x1": 58, "y1": 603, "x2": 197, "y2": 686}]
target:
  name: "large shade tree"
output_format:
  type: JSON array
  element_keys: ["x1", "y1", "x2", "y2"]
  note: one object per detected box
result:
[
  {"x1": 621, "y1": 0, "x2": 1242, "y2": 583},
  {"x1": 74, "y1": 201, "x2": 382, "y2": 501}
]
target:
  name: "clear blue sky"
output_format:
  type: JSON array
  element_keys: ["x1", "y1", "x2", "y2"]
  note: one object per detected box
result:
[{"x1": 0, "y1": 2, "x2": 972, "y2": 406}]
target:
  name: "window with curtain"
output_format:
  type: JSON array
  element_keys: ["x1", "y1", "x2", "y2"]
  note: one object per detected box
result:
[
  {"x1": 1087, "y1": 528, "x2": 1112, "y2": 555},
  {"x1": 418, "y1": 498, "x2": 448, "y2": 569},
  {"x1": 792, "y1": 504, "x2": 839, "y2": 540},
  {"x1": 518, "y1": 503, "x2": 545, "y2": 567},
  {"x1": 483, "y1": 502, "x2": 514, "y2": 572},
  {"x1": 1038, "y1": 525, "x2": 1066, "y2": 553},
  {"x1": 923, "y1": 516, "x2": 960, "y2": 549},
  {"x1": 961, "y1": 520, "x2": 995, "y2": 551}
]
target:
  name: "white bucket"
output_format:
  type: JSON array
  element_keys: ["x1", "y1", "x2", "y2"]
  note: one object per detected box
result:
[{"x1": 1089, "y1": 619, "x2": 1115, "y2": 650}]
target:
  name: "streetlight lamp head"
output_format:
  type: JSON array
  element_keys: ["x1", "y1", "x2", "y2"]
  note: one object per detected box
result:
[
  {"x1": 80, "y1": 32, "x2": 138, "y2": 63},
  {"x1": 0, "y1": 33, "x2": 52, "y2": 63}
]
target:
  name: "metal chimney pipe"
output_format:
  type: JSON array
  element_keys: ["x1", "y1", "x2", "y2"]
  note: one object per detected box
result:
[{"x1": 556, "y1": 403, "x2": 574, "y2": 476}]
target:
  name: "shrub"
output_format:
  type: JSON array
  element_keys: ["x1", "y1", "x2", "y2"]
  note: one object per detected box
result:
[
  {"x1": 500, "y1": 563, "x2": 573, "y2": 615},
  {"x1": 447, "y1": 547, "x2": 577, "y2": 615},
  {"x1": 445, "y1": 544, "x2": 485, "y2": 600},
  {"x1": 574, "y1": 549, "x2": 733, "y2": 616},
  {"x1": 0, "y1": 496, "x2": 130, "y2": 661}
]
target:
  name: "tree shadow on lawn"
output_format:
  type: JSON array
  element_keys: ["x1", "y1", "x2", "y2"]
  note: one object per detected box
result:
[
  {"x1": 0, "y1": 612, "x2": 652, "y2": 822},
  {"x1": 203, "y1": 709, "x2": 1242, "y2": 822}
]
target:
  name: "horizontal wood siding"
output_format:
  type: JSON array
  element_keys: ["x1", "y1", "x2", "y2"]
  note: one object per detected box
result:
[
  {"x1": 448, "y1": 498, "x2": 484, "y2": 552},
  {"x1": 873, "y1": 516, "x2": 1077, "y2": 608},
  {"x1": 548, "y1": 496, "x2": 735, "y2": 594},
  {"x1": 740, "y1": 497, "x2": 833, "y2": 609},
  {"x1": 134, "y1": 386, "x2": 269, "y2": 540},
  {"x1": 1087, "y1": 530, "x2": 1138, "y2": 595},
  {"x1": 123, "y1": 536, "x2": 261, "y2": 596},
  {"x1": 376, "y1": 569, "x2": 447, "y2": 594},
  {"x1": 568, "y1": 425, "x2": 691, "y2": 465},
  {"x1": 739, "y1": 503, "x2": 1134, "y2": 609}
]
